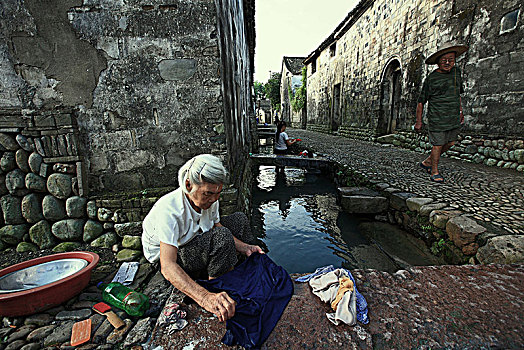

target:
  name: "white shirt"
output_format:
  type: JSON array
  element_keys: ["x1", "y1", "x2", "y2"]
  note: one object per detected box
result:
[
  {"x1": 142, "y1": 187, "x2": 220, "y2": 263},
  {"x1": 275, "y1": 131, "x2": 289, "y2": 150}
]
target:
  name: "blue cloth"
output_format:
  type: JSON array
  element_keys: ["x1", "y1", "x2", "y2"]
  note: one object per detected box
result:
[
  {"x1": 295, "y1": 265, "x2": 369, "y2": 324},
  {"x1": 198, "y1": 253, "x2": 293, "y2": 349}
]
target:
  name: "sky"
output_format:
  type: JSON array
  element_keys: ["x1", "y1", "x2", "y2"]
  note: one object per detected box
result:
[{"x1": 254, "y1": 0, "x2": 359, "y2": 83}]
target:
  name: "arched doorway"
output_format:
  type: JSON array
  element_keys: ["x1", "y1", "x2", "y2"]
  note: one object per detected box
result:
[{"x1": 378, "y1": 59, "x2": 402, "y2": 135}]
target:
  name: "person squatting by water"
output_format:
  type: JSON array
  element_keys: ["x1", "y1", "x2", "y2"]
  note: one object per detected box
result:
[
  {"x1": 274, "y1": 120, "x2": 299, "y2": 155},
  {"x1": 415, "y1": 42, "x2": 468, "y2": 183},
  {"x1": 141, "y1": 154, "x2": 264, "y2": 322}
]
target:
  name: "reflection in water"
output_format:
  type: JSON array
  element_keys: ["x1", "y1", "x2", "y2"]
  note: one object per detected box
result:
[
  {"x1": 252, "y1": 166, "x2": 350, "y2": 273},
  {"x1": 251, "y1": 166, "x2": 445, "y2": 274}
]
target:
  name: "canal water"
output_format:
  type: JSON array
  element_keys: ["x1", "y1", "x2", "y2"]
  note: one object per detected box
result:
[{"x1": 251, "y1": 165, "x2": 444, "y2": 274}]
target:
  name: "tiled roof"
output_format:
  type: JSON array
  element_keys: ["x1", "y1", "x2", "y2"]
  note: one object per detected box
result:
[{"x1": 283, "y1": 57, "x2": 306, "y2": 75}]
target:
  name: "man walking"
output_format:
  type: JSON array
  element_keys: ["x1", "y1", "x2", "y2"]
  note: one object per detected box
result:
[{"x1": 415, "y1": 43, "x2": 468, "y2": 183}]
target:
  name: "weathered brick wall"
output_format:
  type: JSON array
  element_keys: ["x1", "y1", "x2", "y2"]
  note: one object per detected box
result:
[
  {"x1": 0, "y1": 0, "x2": 254, "y2": 195},
  {"x1": 70, "y1": 0, "x2": 230, "y2": 193},
  {"x1": 306, "y1": 0, "x2": 523, "y2": 140}
]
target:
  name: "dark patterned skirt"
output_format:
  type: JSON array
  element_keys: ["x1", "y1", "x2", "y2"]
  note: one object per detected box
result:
[{"x1": 177, "y1": 212, "x2": 257, "y2": 278}]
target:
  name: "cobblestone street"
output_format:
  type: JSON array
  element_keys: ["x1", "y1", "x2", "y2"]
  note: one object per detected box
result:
[{"x1": 289, "y1": 128, "x2": 524, "y2": 235}]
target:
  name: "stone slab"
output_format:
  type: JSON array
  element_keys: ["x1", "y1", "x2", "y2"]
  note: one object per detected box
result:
[
  {"x1": 406, "y1": 197, "x2": 433, "y2": 212},
  {"x1": 419, "y1": 202, "x2": 448, "y2": 216},
  {"x1": 389, "y1": 192, "x2": 416, "y2": 211},
  {"x1": 149, "y1": 264, "x2": 524, "y2": 349},
  {"x1": 338, "y1": 186, "x2": 380, "y2": 197},
  {"x1": 446, "y1": 215, "x2": 487, "y2": 248},
  {"x1": 340, "y1": 195, "x2": 388, "y2": 214}
]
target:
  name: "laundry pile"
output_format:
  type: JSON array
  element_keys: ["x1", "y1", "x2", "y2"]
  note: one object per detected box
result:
[
  {"x1": 296, "y1": 265, "x2": 369, "y2": 325},
  {"x1": 199, "y1": 253, "x2": 293, "y2": 349}
]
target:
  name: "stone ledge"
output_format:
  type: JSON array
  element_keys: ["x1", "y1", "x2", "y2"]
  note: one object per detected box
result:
[
  {"x1": 336, "y1": 181, "x2": 522, "y2": 265},
  {"x1": 148, "y1": 264, "x2": 524, "y2": 349}
]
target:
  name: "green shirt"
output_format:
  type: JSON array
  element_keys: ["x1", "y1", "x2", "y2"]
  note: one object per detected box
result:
[{"x1": 418, "y1": 67, "x2": 464, "y2": 132}]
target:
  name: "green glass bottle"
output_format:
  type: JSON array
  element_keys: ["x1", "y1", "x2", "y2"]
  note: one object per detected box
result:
[{"x1": 97, "y1": 282, "x2": 150, "y2": 317}]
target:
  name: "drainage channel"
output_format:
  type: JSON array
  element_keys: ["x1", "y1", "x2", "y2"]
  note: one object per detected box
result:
[{"x1": 250, "y1": 165, "x2": 445, "y2": 274}]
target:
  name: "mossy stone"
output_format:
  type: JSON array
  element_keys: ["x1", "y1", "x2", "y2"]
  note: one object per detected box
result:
[
  {"x1": 29, "y1": 220, "x2": 57, "y2": 249},
  {"x1": 52, "y1": 242, "x2": 82, "y2": 252},
  {"x1": 0, "y1": 224, "x2": 28, "y2": 245},
  {"x1": 83, "y1": 220, "x2": 104, "y2": 243},
  {"x1": 122, "y1": 235, "x2": 142, "y2": 250},
  {"x1": 90, "y1": 232, "x2": 118, "y2": 248},
  {"x1": 116, "y1": 249, "x2": 142, "y2": 262},
  {"x1": 17, "y1": 242, "x2": 39, "y2": 252}
]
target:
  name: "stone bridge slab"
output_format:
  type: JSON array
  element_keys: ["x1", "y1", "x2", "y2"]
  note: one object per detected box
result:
[{"x1": 250, "y1": 154, "x2": 334, "y2": 171}]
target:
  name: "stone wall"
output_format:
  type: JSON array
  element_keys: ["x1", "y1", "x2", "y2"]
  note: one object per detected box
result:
[
  {"x1": 337, "y1": 180, "x2": 523, "y2": 266},
  {"x1": 0, "y1": 111, "x2": 91, "y2": 254},
  {"x1": 376, "y1": 132, "x2": 524, "y2": 171},
  {"x1": 0, "y1": 112, "x2": 240, "y2": 258},
  {"x1": 0, "y1": 0, "x2": 255, "y2": 194},
  {"x1": 305, "y1": 0, "x2": 523, "y2": 146}
]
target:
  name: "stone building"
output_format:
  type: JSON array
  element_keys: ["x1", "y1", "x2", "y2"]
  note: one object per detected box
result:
[
  {"x1": 256, "y1": 99, "x2": 272, "y2": 124},
  {"x1": 280, "y1": 56, "x2": 306, "y2": 128},
  {"x1": 0, "y1": 0, "x2": 256, "y2": 255},
  {"x1": 304, "y1": 0, "x2": 523, "y2": 170}
]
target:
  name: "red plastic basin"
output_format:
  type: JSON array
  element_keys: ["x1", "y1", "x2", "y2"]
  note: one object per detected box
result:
[{"x1": 0, "y1": 251, "x2": 99, "y2": 317}]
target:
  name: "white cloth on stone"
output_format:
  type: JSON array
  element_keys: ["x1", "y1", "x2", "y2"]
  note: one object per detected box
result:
[
  {"x1": 142, "y1": 187, "x2": 220, "y2": 263},
  {"x1": 308, "y1": 268, "x2": 357, "y2": 326}
]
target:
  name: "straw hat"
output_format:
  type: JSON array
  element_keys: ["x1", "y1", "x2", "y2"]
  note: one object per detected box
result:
[{"x1": 425, "y1": 42, "x2": 469, "y2": 64}]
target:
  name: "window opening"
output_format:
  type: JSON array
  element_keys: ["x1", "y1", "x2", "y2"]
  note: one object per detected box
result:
[
  {"x1": 330, "y1": 43, "x2": 336, "y2": 57},
  {"x1": 500, "y1": 9, "x2": 519, "y2": 34},
  {"x1": 311, "y1": 58, "x2": 317, "y2": 74}
]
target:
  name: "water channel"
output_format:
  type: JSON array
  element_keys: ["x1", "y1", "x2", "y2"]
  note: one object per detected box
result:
[{"x1": 250, "y1": 164, "x2": 445, "y2": 274}]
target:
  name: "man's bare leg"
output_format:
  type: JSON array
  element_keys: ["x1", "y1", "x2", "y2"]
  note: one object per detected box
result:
[
  {"x1": 422, "y1": 141, "x2": 455, "y2": 168},
  {"x1": 429, "y1": 145, "x2": 443, "y2": 175}
]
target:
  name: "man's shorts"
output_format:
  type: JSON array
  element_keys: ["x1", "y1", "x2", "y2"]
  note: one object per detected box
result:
[{"x1": 428, "y1": 127, "x2": 460, "y2": 146}]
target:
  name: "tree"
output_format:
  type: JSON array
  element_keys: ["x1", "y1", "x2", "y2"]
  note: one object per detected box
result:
[
  {"x1": 264, "y1": 72, "x2": 281, "y2": 111},
  {"x1": 254, "y1": 81, "x2": 265, "y2": 100},
  {"x1": 290, "y1": 67, "x2": 307, "y2": 112}
]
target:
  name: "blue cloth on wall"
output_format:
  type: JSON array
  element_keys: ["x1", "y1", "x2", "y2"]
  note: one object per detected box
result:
[
  {"x1": 295, "y1": 265, "x2": 369, "y2": 324},
  {"x1": 198, "y1": 253, "x2": 294, "y2": 349}
]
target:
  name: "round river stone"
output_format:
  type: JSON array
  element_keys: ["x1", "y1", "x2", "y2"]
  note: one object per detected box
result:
[
  {"x1": 47, "y1": 173, "x2": 73, "y2": 199},
  {"x1": 28, "y1": 152, "x2": 43, "y2": 174},
  {"x1": 51, "y1": 219, "x2": 85, "y2": 241},
  {"x1": 1, "y1": 194, "x2": 24, "y2": 224},
  {"x1": 21, "y1": 193, "x2": 44, "y2": 223},
  {"x1": 42, "y1": 195, "x2": 66, "y2": 221},
  {"x1": 29, "y1": 220, "x2": 57, "y2": 249}
]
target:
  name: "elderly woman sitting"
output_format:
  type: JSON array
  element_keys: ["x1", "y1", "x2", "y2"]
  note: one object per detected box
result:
[{"x1": 142, "y1": 154, "x2": 264, "y2": 322}]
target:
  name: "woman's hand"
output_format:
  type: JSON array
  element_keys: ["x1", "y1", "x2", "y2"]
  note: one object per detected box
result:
[
  {"x1": 200, "y1": 291, "x2": 236, "y2": 322},
  {"x1": 238, "y1": 243, "x2": 264, "y2": 257},
  {"x1": 245, "y1": 244, "x2": 264, "y2": 256}
]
